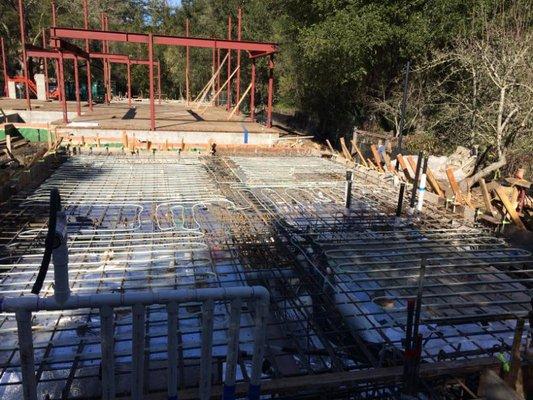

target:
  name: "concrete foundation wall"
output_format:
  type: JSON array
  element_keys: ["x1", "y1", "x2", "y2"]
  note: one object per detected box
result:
[
  {"x1": 3, "y1": 110, "x2": 77, "y2": 124},
  {"x1": 58, "y1": 128, "x2": 279, "y2": 146}
]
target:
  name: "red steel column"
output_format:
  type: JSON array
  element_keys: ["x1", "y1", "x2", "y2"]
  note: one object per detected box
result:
[
  {"x1": 157, "y1": 61, "x2": 161, "y2": 105},
  {"x1": 58, "y1": 52, "x2": 68, "y2": 123},
  {"x1": 216, "y1": 49, "x2": 220, "y2": 106},
  {"x1": 250, "y1": 59, "x2": 256, "y2": 122},
  {"x1": 51, "y1": 0, "x2": 61, "y2": 102},
  {"x1": 74, "y1": 56, "x2": 81, "y2": 116},
  {"x1": 185, "y1": 18, "x2": 190, "y2": 104},
  {"x1": 226, "y1": 15, "x2": 232, "y2": 111},
  {"x1": 42, "y1": 30, "x2": 49, "y2": 99},
  {"x1": 83, "y1": 0, "x2": 93, "y2": 111},
  {"x1": 148, "y1": 33, "x2": 155, "y2": 131},
  {"x1": 267, "y1": 55, "x2": 274, "y2": 128},
  {"x1": 101, "y1": 13, "x2": 109, "y2": 104},
  {"x1": 1, "y1": 38, "x2": 8, "y2": 97},
  {"x1": 211, "y1": 46, "x2": 215, "y2": 102},
  {"x1": 235, "y1": 8, "x2": 242, "y2": 115},
  {"x1": 127, "y1": 59, "x2": 131, "y2": 107},
  {"x1": 18, "y1": 0, "x2": 31, "y2": 110},
  {"x1": 105, "y1": 15, "x2": 112, "y2": 102}
]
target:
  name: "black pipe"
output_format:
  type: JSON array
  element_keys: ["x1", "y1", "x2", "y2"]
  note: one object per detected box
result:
[
  {"x1": 345, "y1": 170, "x2": 353, "y2": 209},
  {"x1": 409, "y1": 151, "x2": 423, "y2": 208},
  {"x1": 31, "y1": 188, "x2": 61, "y2": 295},
  {"x1": 396, "y1": 183, "x2": 406, "y2": 217}
]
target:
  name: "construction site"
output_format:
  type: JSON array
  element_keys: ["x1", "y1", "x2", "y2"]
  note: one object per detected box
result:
[{"x1": 0, "y1": 1, "x2": 532, "y2": 400}]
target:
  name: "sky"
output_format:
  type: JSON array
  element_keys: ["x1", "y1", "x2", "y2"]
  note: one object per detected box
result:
[{"x1": 166, "y1": 0, "x2": 182, "y2": 7}]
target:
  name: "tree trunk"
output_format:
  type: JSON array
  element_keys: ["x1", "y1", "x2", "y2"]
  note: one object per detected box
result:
[{"x1": 467, "y1": 154, "x2": 507, "y2": 188}]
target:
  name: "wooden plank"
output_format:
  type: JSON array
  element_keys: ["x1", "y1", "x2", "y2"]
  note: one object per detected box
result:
[
  {"x1": 479, "y1": 179, "x2": 496, "y2": 216},
  {"x1": 382, "y1": 152, "x2": 395, "y2": 173},
  {"x1": 325, "y1": 139, "x2": 336, "y2": 155},
  {"x1": 339, "y1": 137, "x2": 353, "y2": 161},
  {"x1": 397, "y1": 154, "x2": 413, "y2": 181},
  {"x1": 494, "y1": 186, "x2": 527, "y2": 230},
  {"x1": 446, "y1": 167, "x2": 467, "y2": 205},
  {"x1": 370, "y1": 144, "x2": 384, "y2": 172},
  {"x1": 426, "y1": 166, "x2": 445, "y2": 197},
  {"x1": 170, "y1": 357, "x2": 500, "y2": 400},
  {"x1": 367, "y1": 158, "x2": 377, "y2": 170},
  {"x1": 350, "y1": 139, "x2": 368, "y2": 167}
]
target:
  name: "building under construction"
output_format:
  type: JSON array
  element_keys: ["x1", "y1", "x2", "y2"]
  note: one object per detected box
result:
[{"x1": 0, "y1": 1, "x2": 532, "y2": 400}]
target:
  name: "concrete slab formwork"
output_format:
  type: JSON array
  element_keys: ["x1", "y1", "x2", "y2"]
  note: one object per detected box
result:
[{"x1": 0, "y1": 153, "x2": 531, "y2": 399}]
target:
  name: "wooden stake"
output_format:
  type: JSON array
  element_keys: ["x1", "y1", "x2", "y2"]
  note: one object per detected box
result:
[
  {"x1": 351, "y1": 139, "x2": 368, "y2": 167},
  {"x1": 370, "y1": 144, "x2": 384, "y2": 172},
  {"x1": 325, "y1": 139, "x2": 336, "y2": 155},
  {"x1": 494, "y1": 186, "x2": 527, "y2": 230},
  {"x1": 339, "y1": 137, "x2": 353, "y2": 161},
  {"x1": 426, "y1": 166, "x2": 445, "y2": 197},
  {"x1": 506, "y1": 319, "x2": 525, "y2": 389},
  {"x1": 479, "y1": 179, "x2": 496, "y2": 216},
  {"x1": 446, "y1": 167, "x2": 467, "y2": 205},
  {"x1": 5, "y1": 134, "x2": 11, "y2": 153},
  {"x1": 397, "y1": 154, "x2": 412, "y2": 180},
  {"x1": 227, "y1": 82, "x2": 252, "y2": 120}
]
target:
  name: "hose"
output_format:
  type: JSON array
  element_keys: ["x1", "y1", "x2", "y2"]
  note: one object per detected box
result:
[{"x1": 31, "y1": 188, "x2": 61, "y2": 295}]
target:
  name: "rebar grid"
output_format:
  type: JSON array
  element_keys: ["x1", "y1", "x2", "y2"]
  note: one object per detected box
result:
[{"x1": 0, "y1": 153, "x2": 530, "y2": 399}]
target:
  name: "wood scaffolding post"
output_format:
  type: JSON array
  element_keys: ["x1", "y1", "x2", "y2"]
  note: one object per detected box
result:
[
  {"x1": 250, "y1": 59, "x2": 256, "y2": 122},
  {"x1": 185, "y1": 18, "x2": 190, "y2": 104},
  {"x1": 267, "y1": 55, "x2": 274, "y2": 128},
  {"x1": 148, "y1": 33, "x2": 155, "y2": 131},
  {"x1": 74, "y1": 56, "x2": 81, "y2": 116},
  {"x1": 18, "y1": 0, "x2": 31, "y2": 110},
  {"x1": 226, "y1": 15, "x2": 232, "y2": 111},
  {"x1": 82, "y1": 0, "x2": 93, "y2": 111},
  {"x1": 235, "y1": 7, "x2": 242, "y2": 115},
  {"x1": 42, "y1": 29, "x2": 49, "y2": 100},
  {"x1": 1, "y1": 37, "x2": 9, "y2": 97}
]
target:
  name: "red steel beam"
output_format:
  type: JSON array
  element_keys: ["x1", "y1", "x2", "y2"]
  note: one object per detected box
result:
[
  {"x1": 250, "y1": 59, "x2": 256, "y2": 122},
  {"x1": 236, "y1": 8, "x2": 242, "y2": 115},
  {"x1": 50, "y1": 27, "x2": 278, "y2": 54},
  {"x1": 58, "y1": 51, "x2": 67, "y2": 123},
  {"x1": 226, "y1": 15, "x2": 232, "y2": 112},
  {"x1": 18, "y1": 0, "x2": 31, "y2": 110},
  {"x1": 267, "y1": 55, "x2": 274, "y2": 128},
  {"x1": 127, "y1": 59, "x2": 131, "y2": 106},
  {"x1": 51, "y1": 0, "x2": 61, "y2": 102},
  {"x1": 83, "y1": 0, "x2": 93, "y2": 110},
  {"x1": 42, "y1": 29, "x2": 50, "y2": 100},
  {"x1": 1, "y1": 37, "x2": 8, "y2": 97},
  {"x1": 148, "y1": 33, "x2": 155, "y2": 131},
  {"x1": 157, "y1": 61, "x2": 161, "y2": 105},
  {"x1": 185, "y1": 18, "x2": 190, "y2": 104},
  {"x1": 74, "y1": 56, "x2": 81, "y2": 116}
]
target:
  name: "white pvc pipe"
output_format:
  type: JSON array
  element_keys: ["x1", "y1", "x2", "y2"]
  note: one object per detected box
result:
[
  {"x1": 16, "y1": 310, "x2": 37, "y2": 400},
  {"x1": 53, "y1": 211, "x2": 70, "y2": 305},
  {"x1": 199, "y1": 299, "x2": 214, "y2": 400},
  {"x1": 1, "y1": 286, "x2": 269, "y2": 312},
  {"x1": 224, "y1": 298, "x2": 242, "y2": 399},
  {"x1": 416, "y1": 174, "x2": 427, "y2": 212},
  {"x1": 167, "y1": 301, "x2": 179, "y2": 399},
  {"x1": 100, "y1": 305, "x2": 115, "y2": 400},
  {"x1": 131, "y1": 303, "x2": 145, "y2": 400}
]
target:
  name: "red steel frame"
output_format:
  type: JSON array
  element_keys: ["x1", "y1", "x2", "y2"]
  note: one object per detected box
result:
[
  {"x1": 1, "y1": 37, "x2": 8, "y2": 97},
  {"x1": 16, "y1": 0, "x2": 278, "y2": 130}
]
